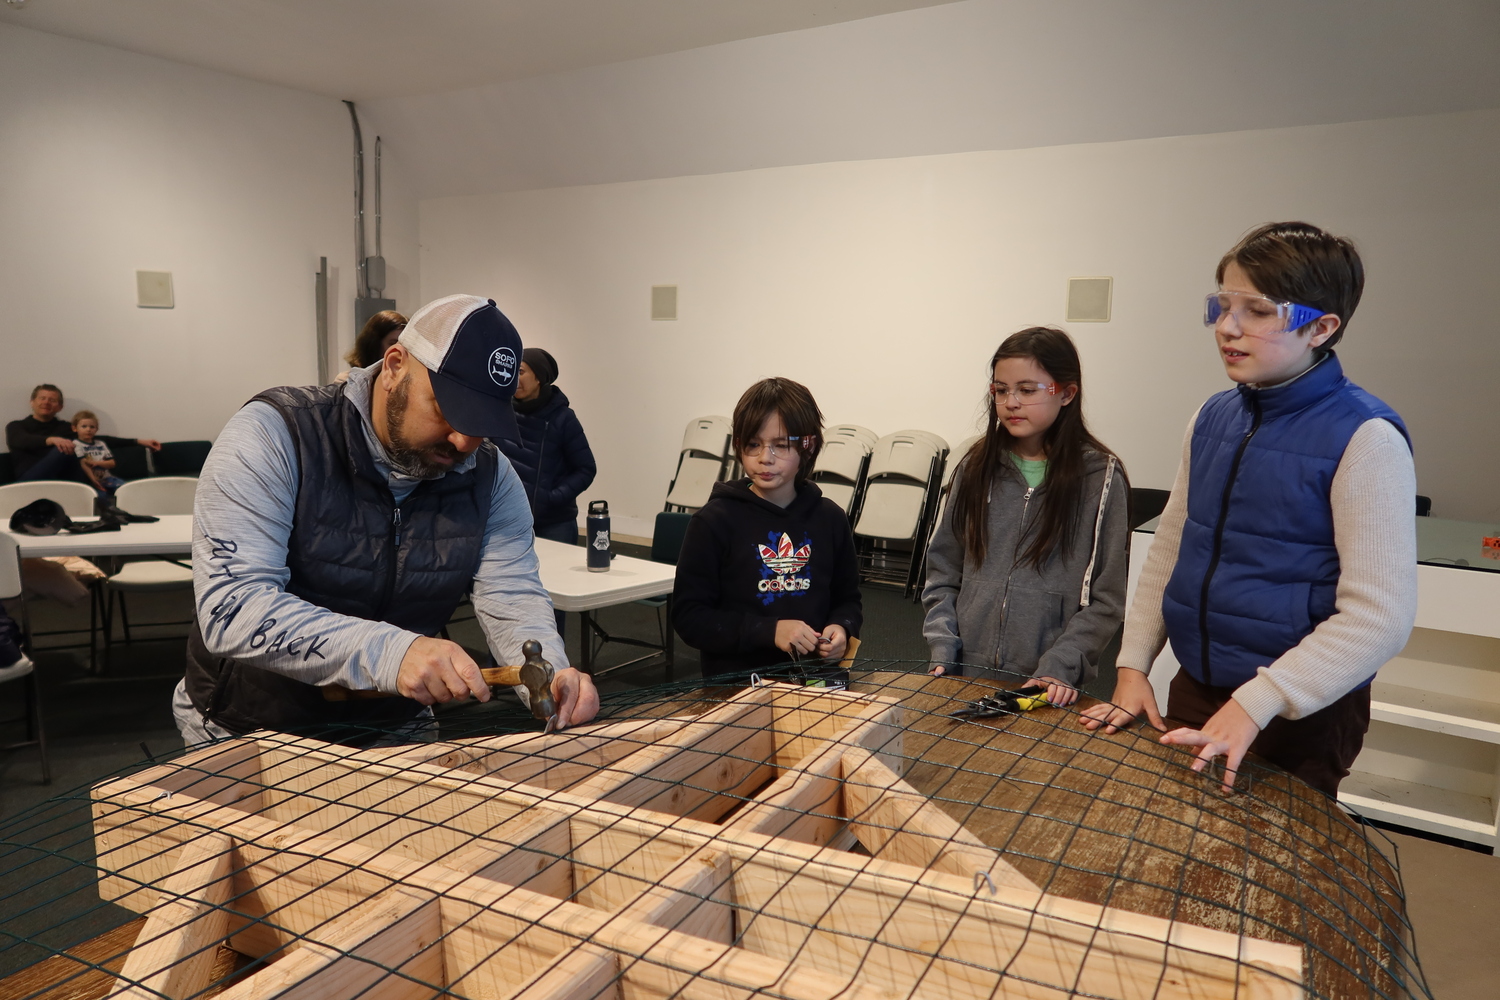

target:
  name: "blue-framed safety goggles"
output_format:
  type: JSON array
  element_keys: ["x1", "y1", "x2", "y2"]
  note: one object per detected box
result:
[{"x1": 1204, "y1": 292, "x2": 1325, "y2": 334}]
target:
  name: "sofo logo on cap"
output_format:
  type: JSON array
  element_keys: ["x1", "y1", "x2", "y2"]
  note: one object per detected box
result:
[{"x1": 488, "y1": 347, "x2": 517, "y2": 387}]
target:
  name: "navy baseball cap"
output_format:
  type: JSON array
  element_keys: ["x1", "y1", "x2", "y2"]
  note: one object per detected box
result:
[{"x1": 398, "y1": 294, "x2": 521, "y2": 440}]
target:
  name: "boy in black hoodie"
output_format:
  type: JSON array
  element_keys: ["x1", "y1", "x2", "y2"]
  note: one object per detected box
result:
[{"x1": 672, "y1": 378, "x2": 862, "y2": 679}]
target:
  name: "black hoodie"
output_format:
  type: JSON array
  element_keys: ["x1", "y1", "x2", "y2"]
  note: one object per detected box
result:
[{"x1": 672, "y1": 478, "x2": 862, "y2": 676}]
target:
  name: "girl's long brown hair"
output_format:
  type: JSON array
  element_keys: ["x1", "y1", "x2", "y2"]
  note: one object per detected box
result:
[{"x1": 950, "y1": 327, "x2": 1121, "y2": 569}]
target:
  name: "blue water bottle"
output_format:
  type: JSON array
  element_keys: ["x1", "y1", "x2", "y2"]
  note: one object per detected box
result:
[{"x1": 587, "y1": 500, "x2": 611, "y2": 572}]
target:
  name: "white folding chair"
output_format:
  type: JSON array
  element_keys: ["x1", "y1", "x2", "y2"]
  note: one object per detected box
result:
[
  {"x1": 101, "y1": 478, "x2": 196, "y2": 672},
  {"x1": 665, "y1": 415, "x2": 733, "y2": 512},
  {"x1": 811, "y1": 426, "x2": 876, "y2": 516},
  {"x1": 0, "y1": 535, "x2": 49, "y2": 783},
  {"x1": 0, "y1": 480, "x2": 98, "y2": 520},
  {"x1": 0, "y1": 480, "x2": 109, "y2": 667},
  {"x1": 852, "y1": 431, "x2": 949, "y2": 594},
  {"x1": 825, "y1": 424, "x2": 879, "y2": 450},
  {"x1": 943, "y1": 435, "x2": 983, "y2": 489},
  {"x1": 115, "y1": 476, "x2": 197, "y2": 515}
]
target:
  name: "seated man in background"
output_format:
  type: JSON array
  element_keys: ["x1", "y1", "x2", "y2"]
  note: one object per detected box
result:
[
  {"x1": 175, "y1": 294, "x2": 599, "y2": 746},
  {"x1": 5, "y1": 384, "x2": 160, "y2": 482}
]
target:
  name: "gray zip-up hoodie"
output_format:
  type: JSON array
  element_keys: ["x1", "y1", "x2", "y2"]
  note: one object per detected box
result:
[{"x1": 921, "y1": 449, "x2": 1129, "y2": 686}]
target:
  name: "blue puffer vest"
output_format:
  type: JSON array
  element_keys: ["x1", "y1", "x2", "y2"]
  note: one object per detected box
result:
[
  {"x1": 1161, "y1": 353, "x2": 1409, "y2": 690},
  {"x1": 499, "y1": 386, "x2": 597, "y2": 529},
  {"x1": 185, "y1": 383, "x2": 497, "y2": 741}
]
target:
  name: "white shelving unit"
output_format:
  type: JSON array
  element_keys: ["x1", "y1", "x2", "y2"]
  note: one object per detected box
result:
[{"x1": 1126, "y1": 518, "x2": 1500, "y2": 852}]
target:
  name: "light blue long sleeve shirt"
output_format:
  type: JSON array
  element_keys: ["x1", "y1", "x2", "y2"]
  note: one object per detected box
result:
[{"x1": 190, "y1": 365, "x2": 566, "y2": 693}]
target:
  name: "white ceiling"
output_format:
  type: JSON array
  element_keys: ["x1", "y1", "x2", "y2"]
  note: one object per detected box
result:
[
  {"x1": 365, "y1": 0, "x2": 1500, "y2": 198},
  {"x1": 0, "y1": 0, "x2": 959, "y2": 100}
]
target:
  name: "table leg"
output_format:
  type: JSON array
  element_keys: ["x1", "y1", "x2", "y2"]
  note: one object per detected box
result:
[
  {"x1": 664, "y1": 595, "x2": 675, "y2": 681},
  {"x1": 579, "y1": 610, "x2": 595, "y2": 675}
]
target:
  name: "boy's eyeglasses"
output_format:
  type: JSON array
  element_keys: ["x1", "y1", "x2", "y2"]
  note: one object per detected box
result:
[
  {"x1": 742, "y1": 436, "x2": 810, "y2": 458},
  {"x1": 1204, "y1": 292, "x2": 1326, "y2": 337},
  {"x1": 990, "y1": 381, "x2": 1060, "y2": 405}
]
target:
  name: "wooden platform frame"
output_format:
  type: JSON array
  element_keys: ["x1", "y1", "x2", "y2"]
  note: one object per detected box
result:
[{"x1": 87, "y1": 682, "x2": 1305, "y2": 1000}]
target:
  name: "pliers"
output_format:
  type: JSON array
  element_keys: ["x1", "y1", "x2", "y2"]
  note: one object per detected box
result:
[{"x1": 949, "y1": 685, "x2": 1051, "y2": 719}]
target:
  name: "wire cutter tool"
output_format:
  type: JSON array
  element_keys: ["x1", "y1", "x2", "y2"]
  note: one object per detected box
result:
[{"x1": 949, "y1": 685, "x2": 1051, "y2": 719}]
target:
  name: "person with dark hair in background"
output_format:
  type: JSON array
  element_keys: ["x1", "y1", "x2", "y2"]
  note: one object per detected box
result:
[
  {"x1": 347, "y1": 311, "x2": 409, "y2": 370},
  {"x1": 672, "y1": 377, "x2": 862, "y2": 679},
  {"x1": 336, "y1": 311, "x2": 408, "y2": 383},
  {"x1": 5, "y1": 384, "x2": 160, "y2": 483},
  {"x1": 495, "y1": 348, "x2": 597, "y2": 637},
  {"x1": 1081, "y1": 222, "x2": 1416, "y2": 798}
]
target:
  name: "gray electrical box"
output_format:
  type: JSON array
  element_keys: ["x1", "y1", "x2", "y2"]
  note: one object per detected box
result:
[
  {"x1": 365, "y1": 256, "x2": 387, "y2": 297},
  {"x1": 356, "y1": 296, "x2": 396, "y2": 336}
]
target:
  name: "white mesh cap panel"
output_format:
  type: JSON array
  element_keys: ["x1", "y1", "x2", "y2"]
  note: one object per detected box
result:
[{"x1": 398, "y1": 293, "x2": 488, "y2": 371}]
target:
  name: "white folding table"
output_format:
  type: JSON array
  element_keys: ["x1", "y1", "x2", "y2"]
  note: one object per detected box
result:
[
  {"x1": 532, "y1": 538, "x2": 678, "y2": 677},
  {"x1": 4, "y1": 515, "x2": 194, "y2": 559},
  {"x1": 2, "y1": 515, "x2": 195, "y2": 672},
  {"x1": 2, "y1": 523, "x2": 676, "y2": 677}
]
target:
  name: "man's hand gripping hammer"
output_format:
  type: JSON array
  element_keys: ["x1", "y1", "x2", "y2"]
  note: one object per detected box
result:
[{"x1": 322, "y1": 639, "x2": 558, "y2": 731}]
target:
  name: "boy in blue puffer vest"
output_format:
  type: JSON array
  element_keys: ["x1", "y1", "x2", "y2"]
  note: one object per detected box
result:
[{"x1": 1081, "y1": 222, "x2": 1417, "y2": 797}]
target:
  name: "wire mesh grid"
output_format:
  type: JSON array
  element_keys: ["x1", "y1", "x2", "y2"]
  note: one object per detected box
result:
[{"x1": 0, "y1": 660, "x2": 1430, "y2": 1000}]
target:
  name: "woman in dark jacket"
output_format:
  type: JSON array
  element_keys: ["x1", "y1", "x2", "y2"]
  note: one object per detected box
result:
[{"x1": 498, "y1": 349, "x2": 598, "y2": 633}]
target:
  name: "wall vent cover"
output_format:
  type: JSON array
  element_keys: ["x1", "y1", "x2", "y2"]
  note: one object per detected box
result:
[
  {"x1": 651, "y1": 285, "x2": 677, "y2": 321},
  {"x1": 1066, "y1": 277, "x2": 1111, "y2": 323},
  {"x1": 136, "y1": 271, "x2": 174, "y2": 309}
]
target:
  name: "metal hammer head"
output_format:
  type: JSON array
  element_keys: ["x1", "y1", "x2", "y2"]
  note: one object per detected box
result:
[{"x1": 519, "y1": 639, "x2": 558, "y2": 724}]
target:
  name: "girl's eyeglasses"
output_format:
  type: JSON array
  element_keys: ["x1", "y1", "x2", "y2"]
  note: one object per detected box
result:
[
  {"x1": 1204, "y1": 292, "x2": 1326, "y2": 337},
  {"x1": 990, "y1": 381, "x2": 1060, "y2": 405},
  {"x1": 742, "y1": 436, "x2": 813, "y2": 458}
]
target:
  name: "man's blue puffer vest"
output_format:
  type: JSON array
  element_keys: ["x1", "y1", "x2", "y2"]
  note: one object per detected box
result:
[
  {"x1": 185, "y1": 383, "x2": 497, "y2": 742},
  {"x1": 1161, "y1": 353, "x2": 1409, "y2": 690}
]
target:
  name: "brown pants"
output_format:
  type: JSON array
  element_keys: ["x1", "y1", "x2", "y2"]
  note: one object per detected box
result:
[{"x1": 1167, "y1": 670, "x2": 1370, "y2": 798}]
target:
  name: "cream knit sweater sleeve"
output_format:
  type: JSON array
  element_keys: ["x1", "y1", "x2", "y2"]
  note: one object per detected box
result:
[
  {"x1": 1118, "y1": 416, "x2": 1417, "y2": 728},
  {"x1": 1116, "y1": 412, "x2": 1196, "y2": 679}
]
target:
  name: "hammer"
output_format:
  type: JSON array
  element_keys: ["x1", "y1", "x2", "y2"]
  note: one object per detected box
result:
[{"x1": 321, "y1": 639, "x2": 559, "y2": 731}]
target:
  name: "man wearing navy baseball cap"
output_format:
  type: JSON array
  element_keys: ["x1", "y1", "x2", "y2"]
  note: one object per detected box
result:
[{"x1": 173, "y1": 294, "x2": 598, "y2": 746}]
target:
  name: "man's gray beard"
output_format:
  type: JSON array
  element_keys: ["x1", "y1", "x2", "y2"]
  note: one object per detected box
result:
[{"x1": 385, "y1": 376, "x2": 460, "y2": 479}]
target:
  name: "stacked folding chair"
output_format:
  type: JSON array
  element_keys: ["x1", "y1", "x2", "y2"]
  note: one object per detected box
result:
[
  {"x1": 809, "y1": 424, "x2": 877, "y2": 519},
  {"x1": 852, "y1": 430, "x2": 949, "y2": 595},
  {"x1": 664, "y1": 415, "x2": 734, "y2": 513}
]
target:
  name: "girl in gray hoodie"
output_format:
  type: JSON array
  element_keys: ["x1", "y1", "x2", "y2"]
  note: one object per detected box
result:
[{"x1": 922, "y1": 327, "x2": 1130, "y2": 706}]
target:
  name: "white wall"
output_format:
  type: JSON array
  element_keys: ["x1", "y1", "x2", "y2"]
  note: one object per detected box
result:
[
  {"x1": 420, "y1": 108, "x2": 1500, "y2": 533},
  {"x1": 0, "y1": 23, "x2": 418, "y2": 448}
]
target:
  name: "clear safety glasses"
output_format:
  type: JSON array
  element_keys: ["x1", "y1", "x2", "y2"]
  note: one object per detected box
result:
[
  {"x1": 742, "y1": 436, "x2": 813, "y2": 458},
  {"x1": 1204, "y1": 291, "x2": 1325, "y2": 337},
  {"x1": 990, "y1": 381, "x2": 1060, "y2": 405}
]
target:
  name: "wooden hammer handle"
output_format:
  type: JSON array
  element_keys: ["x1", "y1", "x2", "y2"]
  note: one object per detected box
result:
[{"x1": 322, "y1": 664, "x2": 524, "y2": 701}]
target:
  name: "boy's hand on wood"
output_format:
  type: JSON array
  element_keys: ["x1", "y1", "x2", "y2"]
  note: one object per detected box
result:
[
  {"x1": 1079, "y1": 667, "x2": 1165, "y2": 733},
  {"x1": 1158, "y1": 701, "x2": 1266, "y2": 791},
  {"x1": 775, "y1": 620, "x2": 822, "y2": 656},
  {"x1": 1159, "y1": 698, "x2": 1261, "y2": 794}
]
